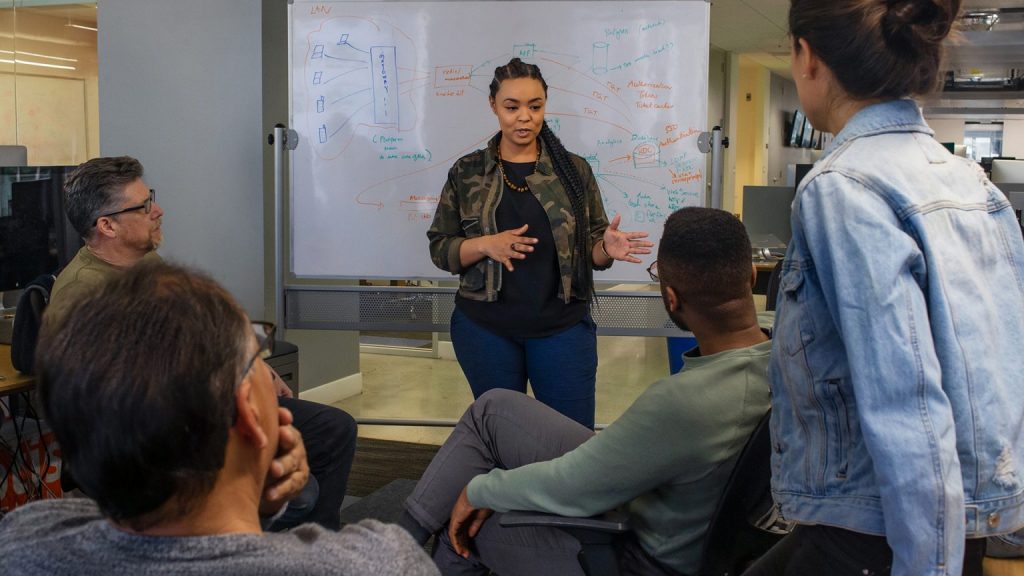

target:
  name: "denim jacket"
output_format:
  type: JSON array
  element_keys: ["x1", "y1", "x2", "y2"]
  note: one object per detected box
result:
[{"x1": 769, "y1": 99, "x2": 1024, "y2": 576}]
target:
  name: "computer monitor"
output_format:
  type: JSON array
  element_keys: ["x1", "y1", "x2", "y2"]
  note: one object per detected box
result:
[
  {"x1": 789, "y1": 110, "x2": 805, "y2": 148},
  {"x1": 743, "y1": 185, "x2": 796, "y2": 253},
  {"x1": 0, "y1": 166, "x2": 82, "y2": 293},
  {"x1": 991, "y1": 158, "x2": 1024, "y2": 186},
  {"x1": 800, "y1": 117, "x2": 814, "y2": 148}
]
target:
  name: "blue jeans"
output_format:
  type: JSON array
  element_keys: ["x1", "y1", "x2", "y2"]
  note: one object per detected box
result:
[{"x1": 450, "y1": 307, "x2": 597, "y2": 429}]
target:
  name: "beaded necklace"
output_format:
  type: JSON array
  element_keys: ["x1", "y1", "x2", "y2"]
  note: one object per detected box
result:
[{"x1": 496, "y1": 144, "x2": 540, "y2": 193}]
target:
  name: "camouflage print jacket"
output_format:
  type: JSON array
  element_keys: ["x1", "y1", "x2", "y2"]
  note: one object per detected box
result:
[{"x1": 427, "y1": 133, "x2": 611, "y2": 303}]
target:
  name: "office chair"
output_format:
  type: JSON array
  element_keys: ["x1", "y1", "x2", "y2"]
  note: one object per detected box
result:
[
  {"x1": 10, "y1": 273, "x2": 55, "y2": 374},
  {"x1": 764, "y1": 260, "x2": 784, "y2": 313},
  {"x1": 500, "y1": 410, "x2": 783, "y2": 576}
]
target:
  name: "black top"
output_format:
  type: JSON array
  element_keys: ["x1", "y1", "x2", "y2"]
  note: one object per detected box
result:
[{"x1": 456, "y1": 160, "x2": 586, "y2": 338}]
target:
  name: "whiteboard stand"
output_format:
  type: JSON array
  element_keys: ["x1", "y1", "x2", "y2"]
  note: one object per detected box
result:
[
  {"x1": 698, "y1": 126, "x2": 729, "y2": 210},
  {"x1": 271, "y1": 123, "x2": 299, "y2": 330}
]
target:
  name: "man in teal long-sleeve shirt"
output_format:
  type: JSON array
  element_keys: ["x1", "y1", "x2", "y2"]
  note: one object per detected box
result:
[{"x1": 400, "y1": 207, "x2": 772, "y2": 576}]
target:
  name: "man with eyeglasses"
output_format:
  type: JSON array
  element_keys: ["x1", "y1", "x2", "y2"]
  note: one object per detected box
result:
[
  {"x1": 46, "y1": 156, "x2": 358, "y2": 532},
  {"x1": 0, "y1": 262, "x2": 437, "y2": 575},
  {"x1": 399, "y1": 208, "x2": 774, "y2": 575}
]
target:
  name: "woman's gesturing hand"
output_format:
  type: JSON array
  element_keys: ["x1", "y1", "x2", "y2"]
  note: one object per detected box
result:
[
  {"x1": 484, "y1": 224, "x2": 538, "y2": 272},
  {"x1": 602, "y1": 214, "x2": 654, "y2": 264}
]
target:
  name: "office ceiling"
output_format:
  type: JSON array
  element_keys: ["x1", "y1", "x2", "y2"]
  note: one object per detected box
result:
[
  {"x1": 15, "y1": 2, "x2": 95, "y2": 26},
  {"x1": 709, "y1": 0, "x2": 791, "y2": 71},
  {"x1": 709, "y1": 0, "x2": 1024, "y2": 114}
]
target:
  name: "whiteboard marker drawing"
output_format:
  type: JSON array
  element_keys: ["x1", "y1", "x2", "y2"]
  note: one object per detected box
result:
[
  {"x1": 290, "y1": 2, "x2": 709, "y2": 280},
  {"x1": 632, "y1": 142, "x2": 664, "y2": 168},
  {"x1": 592, "y1": 42, "x2": 609, "y2": 74},
  {"x1": 512, "y1": 43, "x2": 536, "y2": 62},
  {"x1": 370, "y1": 46, "x2": 399, "y2": 126}
]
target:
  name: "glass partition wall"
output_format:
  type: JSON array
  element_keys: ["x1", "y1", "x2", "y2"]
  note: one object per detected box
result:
[{"x1": 0, "y1": 1, "x2": 98, "y2": 166}]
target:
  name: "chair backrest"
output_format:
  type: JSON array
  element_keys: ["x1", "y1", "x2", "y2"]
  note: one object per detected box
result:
[
  {"x1": 764, "y1": 260, "x2": 784, "y2": 312},
  {"x1": 10, "y1": 274, "x2": 55, "y2": 374},
  {"x1": 698, "y1": 409, "x2": 784, "y2": 576}
]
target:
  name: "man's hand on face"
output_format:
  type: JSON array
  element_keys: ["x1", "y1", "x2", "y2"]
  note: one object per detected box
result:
[{"x1": 258, "y1": 407, "x2": 310, "y2": 517}]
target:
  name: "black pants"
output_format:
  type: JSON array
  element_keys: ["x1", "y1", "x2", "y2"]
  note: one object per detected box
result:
[
  {"x1": 742, "y1": 525, "x2": 985, "y2": 576},
  {"x1": 276, "y1": 396, "x2": 357, "y2": 531}
]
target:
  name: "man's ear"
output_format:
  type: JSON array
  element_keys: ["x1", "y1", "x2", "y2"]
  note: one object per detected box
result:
[
  {"x1": 93, "y1": 216, "x2": 118, "y2": 240},
  {"x1": 663, "y1": 284, "x2": 681, "y2": 314},
  {"x1": 750, "y1": 263, "x2": 758, "y2": 290},
  {"x1": 234, "y1": 376, "x2": 268, "y2": 450}
]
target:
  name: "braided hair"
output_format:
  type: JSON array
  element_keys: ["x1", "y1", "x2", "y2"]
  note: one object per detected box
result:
[{"x1": 490, "y1": 58, "x2": 594, "y2": 299}]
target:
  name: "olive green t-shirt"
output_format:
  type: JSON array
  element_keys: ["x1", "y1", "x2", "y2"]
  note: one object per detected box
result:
[{"x1": 47, "y1": 247, "x2": 161, "y2": 325}]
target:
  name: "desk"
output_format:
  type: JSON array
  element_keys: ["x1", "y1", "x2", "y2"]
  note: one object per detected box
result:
[{"x1": 1, "y1": 344, "x2": 36, "y2": 396}]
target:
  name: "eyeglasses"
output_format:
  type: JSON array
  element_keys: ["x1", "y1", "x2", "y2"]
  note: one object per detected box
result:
[
  {"x1": 232, "y1": 321, "x2": 276, "y2": 424},
  {"x1": 647, "y1": 261, "x2": 659, "y2": 282},
  {"x1": 242, "y1": 321, "x2": 276, "y2": 377},
  {"x1": 93, "y1": 189, "x2": 156, "y2": 226}
]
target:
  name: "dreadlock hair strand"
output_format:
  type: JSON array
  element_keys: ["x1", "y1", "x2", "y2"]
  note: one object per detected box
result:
[{"x1": 540, "y1": 121, "x2": 593, "y2": 299}]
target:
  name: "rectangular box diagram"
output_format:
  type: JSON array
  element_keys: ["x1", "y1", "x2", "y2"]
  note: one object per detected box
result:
[
  {"x1": 370, "y1": 45, "x2": 399, "y2": 125},
  {"x1": 433, "y1": 65, "x2": 473, "y2": 88}
]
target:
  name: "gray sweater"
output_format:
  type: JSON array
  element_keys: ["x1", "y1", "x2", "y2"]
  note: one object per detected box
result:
[{"x1": 0, "y1": 498, "x2": 438, "y2": 575}]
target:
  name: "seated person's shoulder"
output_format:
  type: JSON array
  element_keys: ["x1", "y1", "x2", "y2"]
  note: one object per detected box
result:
[
  {"x1": 45, "y1": 278, "x2": 96, "y2": 325},
  {"x1": 275, "y1": 519, "x2": 438, "y2": 576},
  {"x1": 633, "y1": 341, "x2": 771, "y2": 424},
  {"x1": 0, "y1": 499, "x2": 102, "y2": 548},
  {"x1": 48, "y1": 264, "x2": 125, "y2": 323}
]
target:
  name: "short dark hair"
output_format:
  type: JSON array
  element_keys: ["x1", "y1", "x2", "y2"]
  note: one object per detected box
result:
[
  {"x1": 64, "y1": 156, "x2": 145, "y2": 240},
  {"x1": 789, "y1": 0, "x2": 962, "y2": 99},
  {"x1": 37, "y1": 261, "x2": 249, "y2": 530},
  {"x1": 658, "y1": 208, "x2": 752, "y2": 309}
]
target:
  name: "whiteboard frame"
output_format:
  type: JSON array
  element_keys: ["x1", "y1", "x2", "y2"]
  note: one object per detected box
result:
[{"x1": 286, "y1": 0, "x2": 712, "y2": 284}]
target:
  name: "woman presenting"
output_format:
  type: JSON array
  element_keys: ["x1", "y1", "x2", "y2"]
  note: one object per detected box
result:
[
  {"x1": 427, "y1": 58, "x2": 652, "y2": 428},
  {"x1": 748, "y1": 1, "x2": 1024, "y2": 575}
]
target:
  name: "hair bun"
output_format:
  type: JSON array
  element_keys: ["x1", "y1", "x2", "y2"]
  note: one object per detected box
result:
[{"x1": 882, "y1": 0, "x2": 960, "y2": 49}]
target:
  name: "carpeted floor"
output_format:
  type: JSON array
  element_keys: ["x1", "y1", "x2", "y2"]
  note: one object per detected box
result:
[
  {"x1": 339, "y1": 437, "x2": 441, "y2": 526},
  {"x1": 346, "y1": 437, "x2": 440, "y2": 497}
]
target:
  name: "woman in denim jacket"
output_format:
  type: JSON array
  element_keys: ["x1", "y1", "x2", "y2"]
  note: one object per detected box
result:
[{"x1": 748, "y1": 1, "x2": 1024, "y2": 575}]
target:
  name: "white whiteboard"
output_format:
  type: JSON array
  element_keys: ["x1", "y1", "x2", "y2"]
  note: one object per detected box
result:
[{"x1": 290, "y1": 1, "x2": 709, "y2": 281}]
